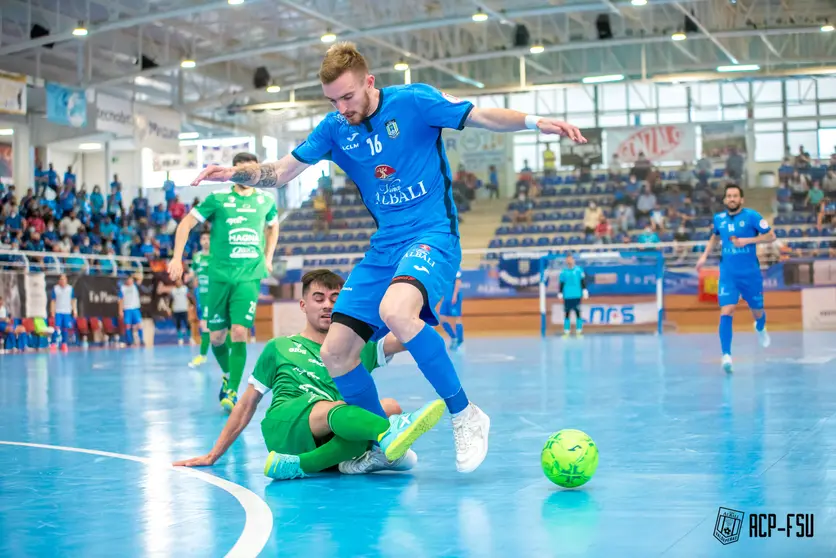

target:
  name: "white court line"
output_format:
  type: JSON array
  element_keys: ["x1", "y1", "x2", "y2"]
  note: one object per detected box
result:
[{"x1": 0, "y1": 441, "x2": 273, "y2": 558}]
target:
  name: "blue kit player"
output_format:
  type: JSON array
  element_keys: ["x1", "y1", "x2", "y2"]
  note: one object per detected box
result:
[
  {"x1": 558, "y1": 253, "x2": 589, "y2": 337},
  {"x1": 50, "y1": 274, "x2": 77, "y2": 352},
  {"x1": 697, "y1": 185, "x2": 775, "y2": 373},
  {"x1": 118, "y1": 275, "x2": 145, "y2": 348},
  {"x1": 439, "y1": 268, "x2": 464, "y2": 350},
  {"x1": 190, "y1": 42, "x2": 586, "y2": 473}
]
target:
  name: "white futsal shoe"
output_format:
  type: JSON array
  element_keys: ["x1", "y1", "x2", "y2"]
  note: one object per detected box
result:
[
  {"x1": 338, "y1": 446, "x2": 417, "y2": 475},
  {"x1": 722, "y1": 354, "x2": 734, "y2": 374},
  {"x1": 754, "y1": 322, "x2": 771, "y2": 348},
  {"x1": 452, "y1": 403, "x2": 490, "y2": 473}
]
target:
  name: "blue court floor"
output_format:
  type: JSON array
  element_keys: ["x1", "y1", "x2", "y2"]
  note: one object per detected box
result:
[{"x1": 1, "y1": 331, "x2": 835, "y2": 557}]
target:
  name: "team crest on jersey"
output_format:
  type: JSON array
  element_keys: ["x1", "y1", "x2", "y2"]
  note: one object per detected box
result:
[
  {"x1": 385, "y1": 119, "x2": 399, "y2": 139},
  {"x1": 419, "y1": 244, "x2": 431, "y2": 252},
  {"x1": 375, "y1": 164, "x2": 397, "y2": 180},
  {"x1": 739, "y1": 220, "x2": 745, "y2": 227}
]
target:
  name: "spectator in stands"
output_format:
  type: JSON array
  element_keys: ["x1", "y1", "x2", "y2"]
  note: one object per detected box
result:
[
  {"x1": 696, "y1": 155, "x2": 712, "y2": 188},
  {"x1": 58, "y1": 184, "x2": 76, "y2": 215},
  {"x1": 637, "y1": 224, "x2": 659, "y2": 244},
  {"x1": 774, "y1": 183, "x2": 793, "y2": 213},
  {"x1": 90, "y1": 186, "x2": 105, "y2": 215},
  {"x1": 795, "y1": 145, "x2": 811, "y2": 170},
  {"x1": 132, "y1": 192, "x2": 149, "y2": 220},
  {"x1": 824, "y1": 170, "x2": 836, "y2": 194},
  {"x1": 650, "y1": 204, "x2": 666, "y2": 232},
  {"x1": 594, "y1": 214, "x2": 612, "y2": 244},
  {"x1": 107, "y1": 184, "x2": 123, "y2": 218},
  {"x1": 24, "y1": 232, "x2": 44, "y2": 253},
  {"x1": 608, "y1": 154, "x2": 621, "y2": 180},
  {"x1": 788, "y1": 171, "x2": 809, "y2": 203},
  {"x1": 828, "y1": 150, "x2": 836, "y2": 171},
  {"x1": 622, "y1": 173, "x2": 640, "y2": 205},
  {"x1": 673, "y1": 224, "x2": 691, "y2": 263},
  {"x1": 725, "y1": 147, "x2": 745, "y2": 183},
  {"x1": 19, "y1": 188, "x2": 34, "y2": 212},
  {"x1": 613, "y1": 203, "x2": 635, "y2": 235},
  {"x1": 46, "y1": 163, "x2": 59, "y2": 193},
  {"x1": 313, "y1": 187, "x2": 329, "y2": 232},
  {"x1": 543, "y1": 143, "x2": 556, "y2": 177},
  {"x1": 521, "y1": 159, "x2": 532, "y2": 173},
  {"x1": 485, "y1": 165, "x2": 499, "y2": 199},
  {"x1": 636, "y1": 185, "x2": 656, "y2": 219},
  {"x1": 59, "y1": 210, "x2": 82, "y2": 238},
  {"x1": 512, "y1": 193, "x2": 534, "y2": 224},
  {"x1": 64, "y1": 165, "x2": 76, "y2": 188},
  {"x1": 169, "y1": 196, "x2": 187, "y2": 222},
  {"x1": 676, "y1": 162, "x2": 694, "y2": 193},
  {"x1": 818, "y1": 197, "x2": 835, "y2": 228},
  {"x1": 151, "y1": 203, "x2": 170, "y2": 228},
  {"x1": 5, "y1": 201, "x2": 22, "y2": 233},
  {"x1": 805, "y1": 181, "x2": 825, "y2": 213},
  {"x1": 583, "y1": 201, "x2": 603, "y2": 235},
  {"x1": 632, "y1": 152, "x2": 652, "y2": 181}
]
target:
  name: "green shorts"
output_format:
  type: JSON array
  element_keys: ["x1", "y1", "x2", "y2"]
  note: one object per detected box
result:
[
  {"x1": 261, "y1": 394, "x2": 326, "y2": 455},
  {"x1": 206, "y1": 279, "x2": 260, "y2": 331}
]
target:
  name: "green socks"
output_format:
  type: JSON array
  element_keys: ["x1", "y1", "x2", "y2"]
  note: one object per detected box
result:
[
  {"x1": 200, "y1": 332, "x2": 210, "y2": 357},
  {"x1": 211, "y1": 342, "x2": 230, "y2": 376},
  {"x1": 298, "y1": 436, "x2": 368, "y2": 474},
  {"x1": 228, "y1": 341, "x2": 247, "y2": 395},
  {"x1": 327, "y1": 404, "x2": 391, "y2": 442}
]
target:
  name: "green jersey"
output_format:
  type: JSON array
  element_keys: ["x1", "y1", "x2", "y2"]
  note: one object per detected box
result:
[
  {"x1": 191, "y1": 186, "x2": 278, "y2": 283},
  {"x1": 250, "y1": 334, "x2": 384, "y2": 416},
  {"x1": 191, "y1": 251, "x2": 211, "y2": 296}
]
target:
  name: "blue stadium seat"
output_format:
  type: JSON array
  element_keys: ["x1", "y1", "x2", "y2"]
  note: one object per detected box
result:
[
  {"x1": 775, "y1": 229, "x2": 788, "y2": 238},
  {"x1": 536, "y1": 236, "x2": 550, "y2": 246},
  {"x1": 521, "y1": 237, "x2": 535, "y2": 247}
]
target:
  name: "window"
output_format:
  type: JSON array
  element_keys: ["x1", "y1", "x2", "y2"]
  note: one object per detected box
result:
[
  {"x1": 786, "y1": 103, "x2": 817, "y2": 118},
  {"x1": 514, "y1": 143, "x2": 539, "y2": 173},
  {"x1": 598, "y1": 113, "x2": 629, "y2": 127},
  {"x1": 722, "y1": 107, "x2": 748, "y2": 121},
  {"x1": 754, "y1": 132, "x2": 784, "y2": 162},
  {"x1": 564, "y1": 87, "x2": 593, "y2": 113},
  {"x1": 536, "y1": 88, "x2": 566, "y2": 115},
  {"x1": 785, "y1": 79, "x2": 816, "y2": 103},
  {"x1": 656, "y1": 85, "x2": 688, "y2": 108},
  {"x1": 286, "y1": 117, "x2": 312, "y2": 132},
  {"x1": 627, "y1": 83, "x2": 654, "y2": 110},
  {"x1": 599, "y1": 83, "x2": 627, "y2": 111},
  {"x1": 722, "y1": 82, "x2": 749, "y2": 105},
  {"x1": 479, "y1": 94, "x2": 505, "y2": 108},
  {"x1": 657, "y1": 109, "x2": 689, "y2": 124},
  {"x1": 629, "y1": 111, "x2": 657, "y2": 125},
  {"x1": 754, "y1": 121, "x2": 783, "y2": 132},
  {"x1": 693, "y1": 82, "x2": 720, "y2": 107},
  {"x1": 819, "y1": 103, "x2": 836, "y2": 116},
  {"x1": 752, "y1": 80, "x2": 783, "y2": 103},
  {"x1": 754, "y1": 105, "x2": 783, "y2": 119},
  {"x1": 818, "y1": 128, "x2": 836, "y2": 158},
  {"x1": 509, "y1": 92, "x2": 536, "y2": 112},
  {"x1": 787, "y1": 120, "x2": 818, "y2": 131},
  {"x1": 787, "y1": 131, "x2": 819, "y2": 157},
  {"x1": 691, "y1": 107, "x2": 722, "y2": 122},
  {"x1": 817, "y1": 77, "x2": 836, "y2": 101}
]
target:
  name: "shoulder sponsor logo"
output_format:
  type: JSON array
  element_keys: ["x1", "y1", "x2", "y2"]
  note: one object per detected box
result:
[{"x1": 759, "y1": 219, "x2": 769, "y2": 229}]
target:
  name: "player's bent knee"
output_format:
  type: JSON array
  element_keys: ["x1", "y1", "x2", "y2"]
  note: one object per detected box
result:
[
  {"x1": 720, "y1": 306, "x2": 736, "y2": 316},
  {"x1": 309, "y1": 400, "x2": 344, "y2": 439},
  {"x1": 210, "y1": 330, "x2": 228, "y2": 346},
  {"x1": 230, "y1": 325, "x2": 248, "y2": 342},
  {"x1": 381, "y1": 398, "x2": 402, "y2": 416}
]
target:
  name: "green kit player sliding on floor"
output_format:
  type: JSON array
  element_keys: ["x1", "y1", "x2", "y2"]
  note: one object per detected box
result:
[
  {"x1": 168, "y1": 152, "x2": 280, "y2": 413},
  {"x1": 173, "y1": 269, "x2": 446, "y2": 479}
]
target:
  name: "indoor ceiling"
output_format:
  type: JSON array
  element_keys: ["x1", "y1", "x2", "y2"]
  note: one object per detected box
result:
[{"x1": 1, "y1": 0, "x2": 834, "y2": 134}]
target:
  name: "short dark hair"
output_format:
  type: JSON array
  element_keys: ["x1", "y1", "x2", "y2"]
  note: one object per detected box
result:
[
  {"x1": 232, "y1": 152, "x2": 258, "y2": 166},
  {"x1": 724, "y1": 183, "x2": 743, "y2": 197},
  {"x1": 301, "y1": 269, "x2": 344, "y2": 295}
]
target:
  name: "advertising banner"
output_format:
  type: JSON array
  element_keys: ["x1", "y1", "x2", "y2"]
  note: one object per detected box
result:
[
  {"x1": 135, "y1": 104, "x2": 181, "y2": 153},
  {"x1": 0, "y1": 72, "x2": 27, "y2": 115},
  {"x1": 46, "y1": 83, "x2": 87, "y2": 128},
  {"x1": 96, "y1": 94, "x2": 134, "y2": 137},
  {"x1": 701, "y1": 121, "x2": 747, "y2": 159},
  {"x1": 606, "y1": 124, "x2": 696, "y2": 163}
]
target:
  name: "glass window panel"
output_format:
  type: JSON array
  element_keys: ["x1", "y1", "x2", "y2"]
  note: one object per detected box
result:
[
  {"x1": 722, "y1": 82, "x2": 749, "y2": 105},
  {"x1": 657, "y1": 109, "x2": 689, "y2": 123},
  {"x1": 564, "y1": 87, "x2": 594, "y2": 113},
  {"x1": 754, "y1": 104, "x2": 783, "y2": 119},
  {"x1": 723, "y1": 107, "x2": 748, "y2": 120},
  {"x1": 754, "y1": 132, "x2": 784, "y2": 162},
  {"x1": 754, "y1": 121, "x2": 783, "y2": 132},
  {"x1": 514, "y1": 132, "x2": 538, "y2": 145},
  {"x1": 629, "y1": 111, "x2": 657, "y2": 125},
  {"x1": 286, "y1": 117, "x2": 311, "y2": 132},
  {"x1": 786, "y1": 104, "x2": 817, "y2": 117},
  {"x1": 514, "y1": 144, "x2": 538, "y2": 173},
  {"x1": 787, "y1": 119, "x2": 818, "y2": 131},
  {"x1": 509, "y1": 92, "x2": 536, "y2": 112},
  {"x1": 628, "y1": 83, "x2": 654, "y2": 110},
  {"x1": 536, "y1": 89, "x2": 557, "y2": 114},
  {"x1": 819, "y1": 102, "x2": 836, "y2": 116},
  {"x1": 462, "y1": 97, "x2": 480, "y2": 107},
  {"x1": 818, "y1": 128, "x2": 836, "y2": 158},
  {"x1": 691, "y1": 107, "x2": 722, "y2": 122},
  {"x1": 656, "y1": 85, "x2": 688, "y2": 108},
  {"x1": 599, "y1": 113, "x2": 629, "y2": 127},
  {"x1": 479, "y1": 94, "x2": 505, "y2": 108},
  {"x1": 693, "y1": 83, "x2": 720, "y2": 107},
  {"x1": 817, "y1": 77, "x2": 836, "y2": 100},
  {"x1": 785, "y1": 79, "x2": 816, "y2": 103},
  {"x1": 599, "y1": 83, "x2": 627, "y2": 111},
  {"x1": 752, "y1": 80, "x2": 783, "y2": 103},
  {"x1": 787, "y1": 131, "x2": 819, "y2": 156}
]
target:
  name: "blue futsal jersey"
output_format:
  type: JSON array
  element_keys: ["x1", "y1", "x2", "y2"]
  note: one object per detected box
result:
[
  {"x1": 559, "y1": 266, "x2": 586, "y2": 300},
  {"x1": 712, "y1": 208, "x2": 770, "y2": 308},
  {"x1": 291, "y1": 84, "x2": 474, "y2": 248}
]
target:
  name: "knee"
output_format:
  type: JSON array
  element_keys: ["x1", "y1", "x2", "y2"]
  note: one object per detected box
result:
[
  {"x1": 210, "y1": 330, "x2": 227, "y2": 346},
  {"x1": 379, "y1": 298, "x2": 420, "y2": 337},
  {"x1": 320, "y1": 338, "x2": 350, "y2": 371},
  {"x1": 230, "y1": 325, "x2": 248, "y2": 343}
]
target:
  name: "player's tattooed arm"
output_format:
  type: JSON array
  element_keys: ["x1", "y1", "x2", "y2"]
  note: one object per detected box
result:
[{"x1": 229, "y1": 154, "x2": 310, "y2": 189}]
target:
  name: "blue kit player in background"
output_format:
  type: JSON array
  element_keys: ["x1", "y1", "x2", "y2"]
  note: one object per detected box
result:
[
  {"x1": 190, "y1": 42, "x2": 586, "y2": 474},
  {"x1": 118, "y1": 275, "x2": 145, "y2": 348},
  {"x1": 439, "y1": 268, "x2": 464, "y2": 350},
  {"x1": 50, "y1": 274, "x2": 77, "y2": 352},
  {"x1": 558, "y1": 253, "x2": 589, "y2": 337},
  {"x1": 697, "y1": 184, "x2": 775, "y2": 373}
]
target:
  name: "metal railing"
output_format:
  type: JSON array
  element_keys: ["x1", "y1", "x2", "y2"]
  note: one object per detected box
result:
[{"x1": 0, "y1": 248, "x2": 149, "y2": 276}]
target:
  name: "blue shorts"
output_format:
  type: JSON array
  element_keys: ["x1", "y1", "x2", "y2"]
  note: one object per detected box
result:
[
  {"x1": 718, "y1": 271, "x2": 764, "y2": 309},
  {"x1": 55, "y1": 313, "x2": 74, "y2": 330},
  {"x1": 334, "y1": 233, "x2": 461, "y2": 334},
  {"x1": 124, "y1": 308, "x2": 143, "y2": 326},
  {"x1": 439, "y1": 295, "x2": 463, "y2": 317}
]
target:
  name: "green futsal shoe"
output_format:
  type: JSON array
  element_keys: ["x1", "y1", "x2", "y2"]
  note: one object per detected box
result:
[
  {"x1": 378, "y1": 399, "x2": 446, "y2": 462},
  {"x1": 264, "y1": 452, "x2": 307, "y2": 480},
  {"x1": 220, "y1": 390, "x2": 237, "y2": 414}
]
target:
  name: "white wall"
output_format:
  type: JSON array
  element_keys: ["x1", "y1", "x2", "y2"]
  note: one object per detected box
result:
[
  {"x1": 45, "y1": 150, "x2": 82, "y2": 186},
  {"x1": 81, "y1": 150, "x2": 139, "y2": 193}
]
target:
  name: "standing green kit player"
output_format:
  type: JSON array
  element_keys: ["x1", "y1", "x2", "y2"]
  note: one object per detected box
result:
[
  {"x1": 173, "y1": 269, "x2": 446, "y2": 479},
  {"x1": 168, "y1": 152, "x2": 280, "y2": 412},
  {"x1": 186, "y1": 231, "x2": 212, "y2": 370}
]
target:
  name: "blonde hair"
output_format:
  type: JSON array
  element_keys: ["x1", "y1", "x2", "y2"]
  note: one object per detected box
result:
[{"x1": 319, "y1": 42, "x2": 369, "y2": 84}]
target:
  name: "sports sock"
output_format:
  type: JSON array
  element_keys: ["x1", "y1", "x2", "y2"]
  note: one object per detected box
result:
[
  {"x1": 212, "y1": 342, "x2": 231, "y2": 375},
  {"x1": 228, "y1": 341, "x2": 247, "y2": 394},
  {"x1": 719, "y1": 314, "x2": 733, "y2": 355},
  {"x1": 455, "y1": 323, "x2": 464, "y2": 343},
  {"x1": 200, "y1": 332, "x2": 210, "y2": 356},
  {"x1": 137, "y1": 328, "x2": 145, "y2": 345},
  {"x1": 333, "y1": 363, "x2": 387, "y2": 418},
  {"x1": 327, "y1": 404, "x2": 391, "y2": 441},
  {"x1": 563, "y1": 317, "x2": 570, "y2": 332},
  {"x1": 755, "y1": 312, "x2": 766, "y2": 332},
  {"x1": 442, "y1": 322, "x2": 456, "y2": 340},
  {"x1": 297, "y1": 436, "x2": 369, "y2": 474},
  {"x1": 576, "y1": 316, "x2": 583, "y2": 332},
  {"x1": 404, "y1": 323, "x2": 469, "y2": 415},
  {"x1": 125, "y1": 329, "x2": 134, "y2": 346}
]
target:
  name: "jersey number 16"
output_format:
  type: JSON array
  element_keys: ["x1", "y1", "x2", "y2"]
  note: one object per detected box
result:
[{"x1": 366, "y1": 134, "x2": 383, "y2": 155}]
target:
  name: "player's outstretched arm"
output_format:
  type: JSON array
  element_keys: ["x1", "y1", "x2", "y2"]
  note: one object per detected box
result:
[
  {"x1": 173, "y1": 385, "x2": 264, "y2": 467},
  {"x1": 190, "y1": 154, "x2": 309, "y2": 189},
  {"x1": 167, "y1": 213, "x2": 199, "y2": 281},
  {"x1": 465, "y1": 107, "x2": 586, "y2": 142}
]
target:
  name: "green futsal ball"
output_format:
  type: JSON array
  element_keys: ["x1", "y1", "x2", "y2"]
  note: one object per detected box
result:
[{"x1": 541, "y1": 429, "x2": 599, "y2": 488}]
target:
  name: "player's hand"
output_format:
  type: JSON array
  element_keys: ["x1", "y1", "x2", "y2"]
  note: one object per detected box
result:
[
  {"x1": 173, "y1": 454, "x2": 217, "y2": 468},
  {"x1": 265, "y1": 260, "x2": 273, "y2": 274},
  {"x1": 451, "y1": 296, "x2": 458, "y2": 305},
  {"x1": 558, "y1": 292, "x2": 564, "y2": 299},
  {"x1": 731, "y1": 236, "x2": 749, "y2": 248},
  {"x1": 167, "y1": 258, "x2": 183, "y2": 281},
  {"x1": 536, "y1": 118, "x2": 586, "y2": 143},
  {"x1": 695, "y1": 255, "x2": 707, "y2": 270},
  {"x1": 191, "y1": 164, "x2": 235, "y2": 186},
  {"x1": 583, "y1": 289, "x2": 590, "y2": 300}
]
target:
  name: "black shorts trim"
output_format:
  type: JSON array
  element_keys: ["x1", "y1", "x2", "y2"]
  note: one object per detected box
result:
[
  {"x1": 331, "y1": 312, "x2": 375, "y2": 343},
  {"x1": 390, "y1": 275, "x2": 429, "y2": 309}
]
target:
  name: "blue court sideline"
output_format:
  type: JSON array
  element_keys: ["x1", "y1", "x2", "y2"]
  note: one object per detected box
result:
[{"x1": 1, "y1": 332, "x2": 834, "y2": 557}]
